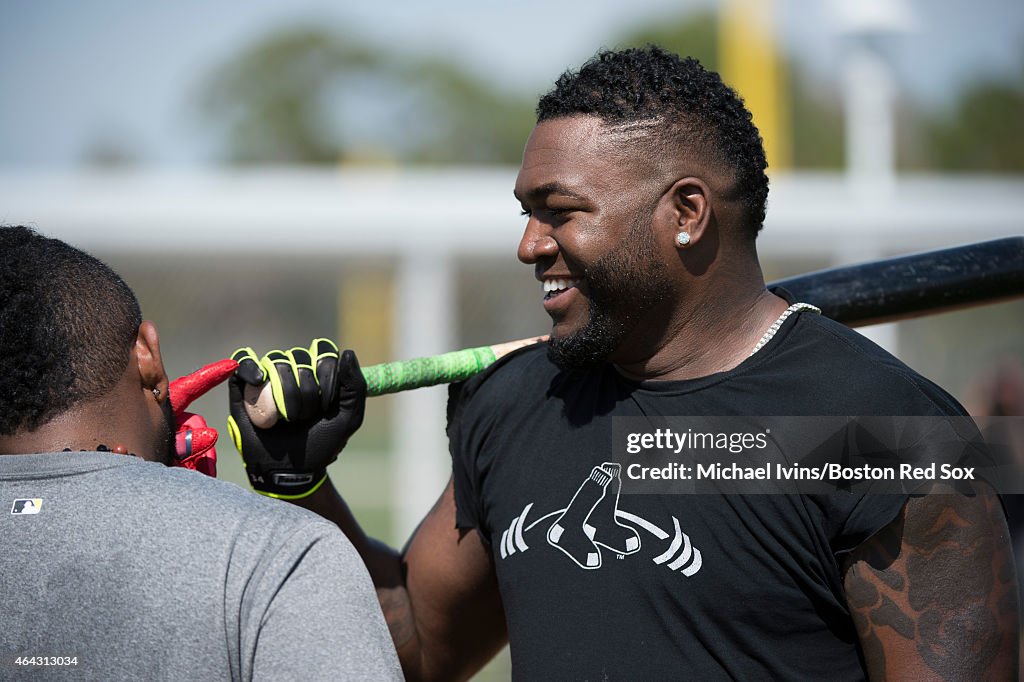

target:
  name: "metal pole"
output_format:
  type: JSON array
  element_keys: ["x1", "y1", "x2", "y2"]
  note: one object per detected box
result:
[{"x1": 392, "y1": 252, "x2": 457, "y2": 540}]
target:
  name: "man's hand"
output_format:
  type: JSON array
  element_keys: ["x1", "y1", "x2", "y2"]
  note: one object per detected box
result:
[{"x1": 226, "y1": 339, "x2": 366, "y2": 499}]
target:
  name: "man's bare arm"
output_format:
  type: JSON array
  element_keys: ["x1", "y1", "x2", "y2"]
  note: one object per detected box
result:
[
  {"x1": 843, "y1": 488, "x2": 1019, "y2": 680},
  {"x1": 297, "y1": 476, "x2": 507, "y2": 682}
]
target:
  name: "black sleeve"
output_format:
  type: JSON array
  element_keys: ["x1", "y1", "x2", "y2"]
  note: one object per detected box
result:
[
  {"x1": 447, "y1": 378, "x2": 489, "y2": 541},
  {"x1": 828, "y1": 414, "x2": 988, "y2": 553},
  {"x1": 445, "y1": 344, "x2": 546, "y2": 544},
  {"x1": 827, "y1": 493, "x2": 909, "y2": 554}
]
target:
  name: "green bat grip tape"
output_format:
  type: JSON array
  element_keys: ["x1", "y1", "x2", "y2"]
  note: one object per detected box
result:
[{"x1": 362, "y1": 346, "x2": 498, "y2": 396}]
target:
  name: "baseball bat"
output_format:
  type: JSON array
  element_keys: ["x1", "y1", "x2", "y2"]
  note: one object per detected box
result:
[
  {"x1": 775, "y1": 236, "x2": 1024, "y2": 327},
  {"x1": 245, "y1": 237, "x2": 1024, "y2": 427},
  {"x1": 244, "y1": 336, "x2": 547, "y2": 427},
  {"x1": 359, "y1": 336, "x2": 546, "y2": 396}
]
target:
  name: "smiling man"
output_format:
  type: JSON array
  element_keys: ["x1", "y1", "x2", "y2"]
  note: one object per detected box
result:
[
  {"x1": 232, "y1": 47, "x2": 1018, "y2": 680},
  {"x1": 512, "y1": 109, "x2": 778, "y2": 376}
]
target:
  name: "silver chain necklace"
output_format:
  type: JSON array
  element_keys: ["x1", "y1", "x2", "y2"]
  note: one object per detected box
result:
[{"x1": 748, "y1": 302, "x2": 821, "y2": 357}]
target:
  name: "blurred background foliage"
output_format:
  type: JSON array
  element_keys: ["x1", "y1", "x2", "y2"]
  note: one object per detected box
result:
[
  {"x1": 5, "y1": 4, "x2": 1021, "y2": 680},
  {"x1": 195, "y1": 10, "x2": 1024, "y2": 171},
  {"x1": 918, "y1": 63, "x2": 1024, "y2": 172},
  {"x1": 196, "y1": 25, "x2": 535, "y2": 166}
]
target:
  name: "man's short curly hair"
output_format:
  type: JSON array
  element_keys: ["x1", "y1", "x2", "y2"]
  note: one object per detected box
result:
[
  {"x1": 537, "y1": 46, "x2": 769, "y2": 236},
  {"x1": 0, "y1": 226, "x2": 142, "y2": 436}
]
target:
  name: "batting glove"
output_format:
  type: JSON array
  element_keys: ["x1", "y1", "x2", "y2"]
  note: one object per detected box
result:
[
  {"x1": 167, "y1": 358, "x2": 239, "y2": 477},
  {"x1": 226, "y1": 339, "x2": 366, "y2": 499}
]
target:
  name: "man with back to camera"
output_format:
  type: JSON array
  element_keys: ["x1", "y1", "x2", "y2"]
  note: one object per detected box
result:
[
  {"x1": 0, "y1": 226, "x2": 402, "y2": 680},
  {"x1": 227, "y1": 47, "x2": 1019, "y2": 679}
]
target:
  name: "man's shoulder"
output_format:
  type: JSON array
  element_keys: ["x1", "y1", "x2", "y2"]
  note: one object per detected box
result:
[
  {"x1": 446, "y1": 341, "x2": 560, "y2": 435},
  {"x1": 122, "y1": 462, "x2": 360, "y2": 578},
  {"x1": 777, "y1": 313, "x2": 966, "y2": 416},
  {"x1": 1, "y1": 453, "x2": 339, "y2": 541},
  {"x1": 455, "y1": 341, "x2": 557, "y2": 403},
  {"x1": 790, "y1": 313, "x2": 930, "y2": 382},
  {"x1": 116, "y1": 459, "x2": 339, "y2": 537}
]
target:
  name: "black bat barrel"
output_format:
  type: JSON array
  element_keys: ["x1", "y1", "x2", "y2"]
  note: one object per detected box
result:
[{"x1": 770, "y1": 236, "x2": 1024, "y2": 327}]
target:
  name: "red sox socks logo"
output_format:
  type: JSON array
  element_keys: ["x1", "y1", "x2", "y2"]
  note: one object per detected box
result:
[{"x1": 498, "y1": 462, "x2": 702, "y2": 576}]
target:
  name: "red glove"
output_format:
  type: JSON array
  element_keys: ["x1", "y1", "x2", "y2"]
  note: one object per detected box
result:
[{"x1": 167, "y1": 358, "x2": 238, "y2": 477}]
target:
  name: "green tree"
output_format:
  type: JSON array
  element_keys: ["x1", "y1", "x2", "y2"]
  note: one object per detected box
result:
[
  {"x1": 201, "y1": 13, "x2": 1024, "y2": 173},
  {"x1": 196, "y1": 25, "x2": 533, "y2": 165},
  {"x1": 921, "y1": 61, "x2": 1024, "y2": 173},
  {"x1": 400, "y1": 58, "x2": 535, "y2": 164},
  {"x1": 198, "y1": 27, "x2": 385, "y2": 164},
  {"x1": 789, "y1": 74, "x2": 844, "y2": 170},
  {"x1": 618, "y1": 11, "x2": 844, "y2": 170},
  {"x1": 618, "y1": 11, "x2": 719, "y2": 70}
]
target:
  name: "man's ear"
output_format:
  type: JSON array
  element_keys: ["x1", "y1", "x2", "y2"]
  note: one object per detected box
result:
[
  {"x1": 664, "y1": 177, "x2": 712, "y2": 248},
  {"x1": 135, "y1": 321, "x2": 169, "y2": 404}
]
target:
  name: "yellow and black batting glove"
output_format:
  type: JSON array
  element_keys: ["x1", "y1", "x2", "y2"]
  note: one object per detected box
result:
[{"x1": 226, "y1": 339, "x2": 366, "y2": 499}]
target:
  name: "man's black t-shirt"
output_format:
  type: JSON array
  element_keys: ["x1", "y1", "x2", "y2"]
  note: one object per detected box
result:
[{"x1": 449, "y1": 309, "x2": 968, "y2": 681}]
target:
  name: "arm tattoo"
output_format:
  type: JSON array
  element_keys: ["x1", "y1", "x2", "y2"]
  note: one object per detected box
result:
[
  {"x1": 843, "y1": 491, "x2": 1019, "y2": 680},
  {"x1": 378, "y1": 584, "x2": 418, "y2": 649}
]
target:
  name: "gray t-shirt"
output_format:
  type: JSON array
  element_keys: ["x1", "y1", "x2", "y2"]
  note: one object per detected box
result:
[{"x1": 0, "y1": 452, "x2": 402, "y2": 681}]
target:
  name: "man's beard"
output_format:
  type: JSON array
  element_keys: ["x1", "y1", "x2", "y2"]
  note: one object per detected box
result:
[
  {"x1": 155, "y1": 397, "x2": 176, "y2": 465},
  {"x1": 547, "y1": 216, "x2": 672, "y2": 371}
]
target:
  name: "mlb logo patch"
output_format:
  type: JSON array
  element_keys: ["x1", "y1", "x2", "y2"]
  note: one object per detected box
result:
[{"x1": 11, "y1": 499, "x2": 43, "y2": 515}]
